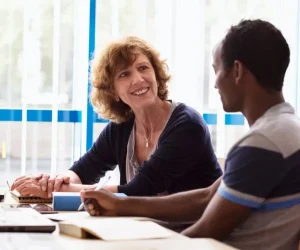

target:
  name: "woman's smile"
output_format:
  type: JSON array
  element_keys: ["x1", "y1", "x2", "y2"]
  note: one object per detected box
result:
[{"x1": 131, "y1": 87, "x2": 149, "y2": 96}]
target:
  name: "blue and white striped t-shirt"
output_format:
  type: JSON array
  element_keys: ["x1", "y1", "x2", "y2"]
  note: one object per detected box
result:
[{"x1": 218, "y1": 102, "x2": 300, "y2": 250}]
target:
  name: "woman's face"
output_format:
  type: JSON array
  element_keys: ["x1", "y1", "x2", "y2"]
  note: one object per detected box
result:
[{"x1": 113, "y1": 52, "x2": 159, "y2": 111}]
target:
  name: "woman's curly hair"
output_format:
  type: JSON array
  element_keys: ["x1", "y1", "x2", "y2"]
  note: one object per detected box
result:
[{"x1": 90, "y1": 36, "x2": 171, "y2": 123}]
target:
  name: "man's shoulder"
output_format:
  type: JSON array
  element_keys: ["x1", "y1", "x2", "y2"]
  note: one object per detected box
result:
[
  {"x1": 226, "y1": 132, "x2": 283, "y2": 169},
  {"x1": 246, "y1": 112, "x2": 300, "y2": 157},
  {"x1": 252, "y1": 110, "x2": 300, "y2": 135}
]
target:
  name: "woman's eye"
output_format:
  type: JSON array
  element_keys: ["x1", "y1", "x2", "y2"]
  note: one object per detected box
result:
[
  {"x1": 139, "y1": 66, "x2": 148, "y2": 71},
  {"x1": 119, "y1": 72, "x2": 127, "y2": 78}
]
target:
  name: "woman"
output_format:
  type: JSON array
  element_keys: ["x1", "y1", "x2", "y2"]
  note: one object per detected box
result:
[{"x1": 11, "y1": 36, "x2": 222, "y2": 197}]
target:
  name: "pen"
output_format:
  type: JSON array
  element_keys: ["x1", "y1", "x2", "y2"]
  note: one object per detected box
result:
[
  {"x1": 6, "y1": 181, "x2": 10, "y2": 190},
  {"x1": 77, "y1": 175, "x2": 112, "y2": 211}
]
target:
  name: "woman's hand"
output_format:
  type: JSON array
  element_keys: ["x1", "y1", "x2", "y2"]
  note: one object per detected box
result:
[
  {"x1": 39, "y1": 174, "x2": 71, "y2": 197},
  {"x1": 11, "y1": 173, "x2": 71, "y2": 198},
  {"x1": 11, "y1": 175, "x2": 48, "y2": 198},
  {"x1": 80, "y1": 189, "x2": 121, "y2": 216}
]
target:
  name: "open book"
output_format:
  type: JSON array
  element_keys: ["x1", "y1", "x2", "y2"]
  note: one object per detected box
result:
[
  {"x1": 48, "y1": 211, "x2": 193, "y2": 234},
  {"x1": 58, "y1": 217, "x2": 172, "y2": 241}
]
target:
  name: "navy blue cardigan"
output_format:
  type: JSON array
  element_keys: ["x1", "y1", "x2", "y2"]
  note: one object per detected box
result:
[{"x1": 70, "y1": 103, "x2": 222, "y2": 196}]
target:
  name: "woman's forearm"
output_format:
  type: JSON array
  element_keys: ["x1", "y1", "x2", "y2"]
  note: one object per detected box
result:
[
  {"x1": 103, "y1": 185, "x2": 118, "y2": 193},
  {"x1": 59, "y1": 183, "x2": 97, "y2": 192},
  {"x1": 65, "y1": 170, "x2": 82, "y2": 184}
]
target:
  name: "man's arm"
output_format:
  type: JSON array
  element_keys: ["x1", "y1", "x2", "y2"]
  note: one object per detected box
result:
[
  {"x1": 181, "y1": 192, "x2": 251, "y2": 240},
  {"x1": 181, "y1": 134, "x2": 286, "y2": 240},
  {"x1": 82, "y1": 177, "x2": 222, "y2": 222}
]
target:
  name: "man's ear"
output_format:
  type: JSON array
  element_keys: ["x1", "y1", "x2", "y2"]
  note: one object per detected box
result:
[{"x1": 233, "y1": 60, "x2": 244, "y2": 85}]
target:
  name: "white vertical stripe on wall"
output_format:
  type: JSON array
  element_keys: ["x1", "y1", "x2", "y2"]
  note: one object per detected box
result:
[
  {"x1": 73, "y1": 0, "x2": 90, "y2": 157},
  {"x1": 112, "y1": 0, "x2": 119, "y2": 38},
  {"x1": 297, "y1": 0, "x2": 300, "y2": 112},
  {"x1": 51, "y1": 0, "x2": 61, "y2": 174},
  {"x1": 21, "y1": 0, "x2": 30, "y2": 175},
  {"x1": 135, "y1": 0, "x2": 147, "y2": 38},
  {"x1": 72, "y1": 0, "x2": 90, "y2": 161}
]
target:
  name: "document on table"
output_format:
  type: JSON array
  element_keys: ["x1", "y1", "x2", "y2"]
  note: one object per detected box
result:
[{"x1": 58, "y1": 218, "x2": 172, "y2": 241}]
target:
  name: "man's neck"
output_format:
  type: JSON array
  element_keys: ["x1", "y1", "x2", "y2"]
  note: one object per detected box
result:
[{"x1": 242, "y1": 92, "x2": 285, "y2": 126}]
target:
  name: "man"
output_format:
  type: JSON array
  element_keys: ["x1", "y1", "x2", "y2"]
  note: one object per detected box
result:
[{"x1": 80, "y1": 19, "x2": 300, "y2": 250}]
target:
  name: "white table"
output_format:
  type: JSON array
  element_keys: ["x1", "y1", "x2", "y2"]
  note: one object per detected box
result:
[{"x1": 1, "y1": 191, "x2": 238, "y2": 250}]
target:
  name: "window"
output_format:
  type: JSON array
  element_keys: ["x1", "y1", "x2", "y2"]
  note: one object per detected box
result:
[
  {"x1": 0, "y1": 0, "x2": 80, "y2": 184},
  {"x1": 95, "y1": 0, "x2": 300, "y2": 156},
  {"x1": 1, "y1": 0, "x2": 299, "y2": 185}
]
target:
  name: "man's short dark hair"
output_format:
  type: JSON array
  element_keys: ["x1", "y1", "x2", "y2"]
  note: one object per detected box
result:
[{"x1": 221, "y1": 19, "x2": 290, "y2": 91}]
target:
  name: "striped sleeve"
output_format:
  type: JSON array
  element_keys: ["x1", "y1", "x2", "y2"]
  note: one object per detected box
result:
[{"x1": 218, "y1": 134, "x2": 286, "y2": 208}]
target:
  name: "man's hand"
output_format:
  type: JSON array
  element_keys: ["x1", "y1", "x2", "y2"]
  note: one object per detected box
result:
[
  {"x1": 80, "y1": 178, "x2": 223, "y2": 222},
  {"x1": 80, "y1": 189, "x2": 120, "y2": 216}
]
